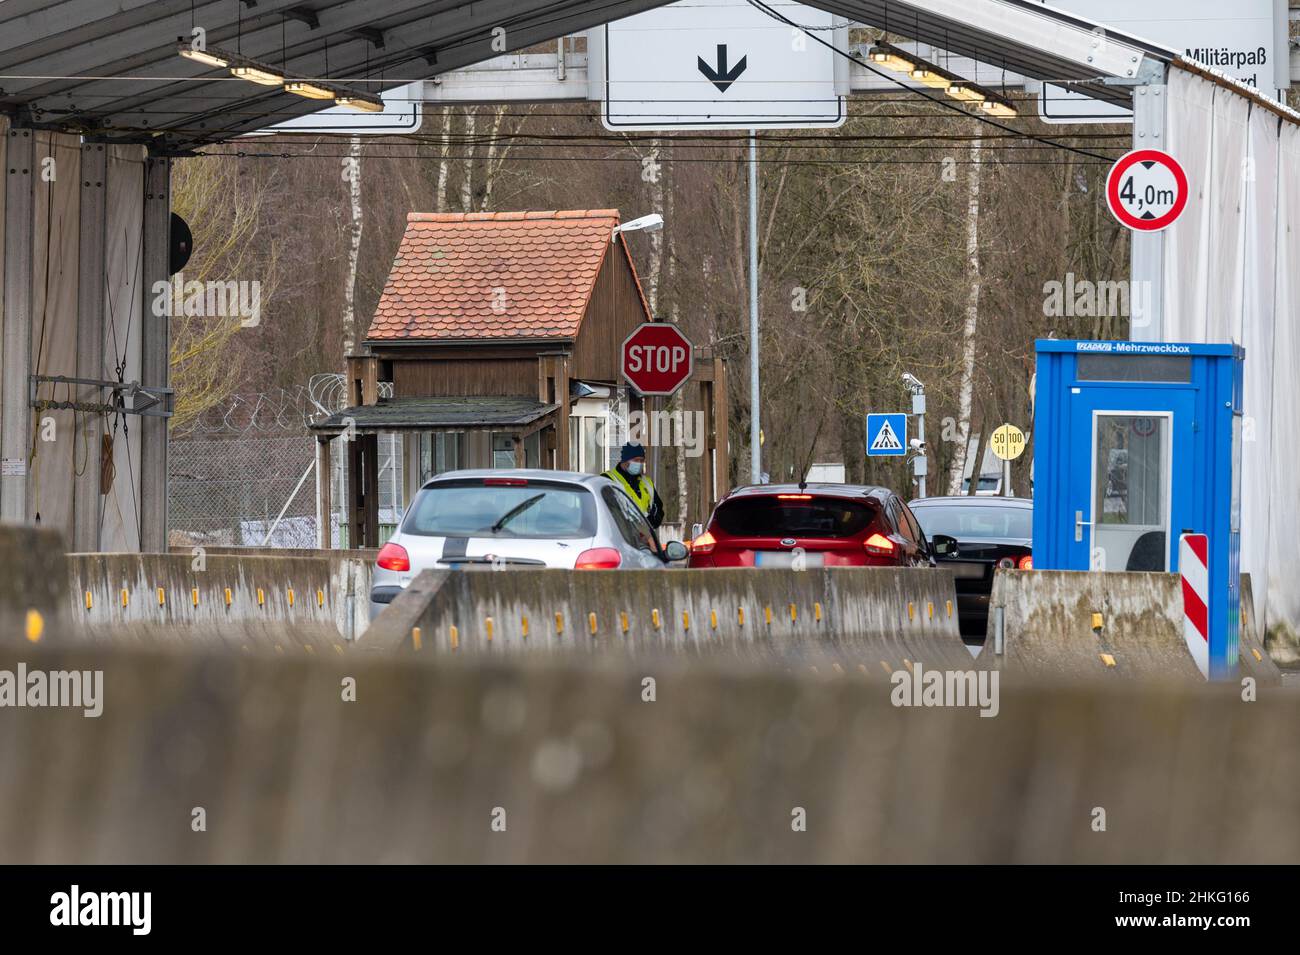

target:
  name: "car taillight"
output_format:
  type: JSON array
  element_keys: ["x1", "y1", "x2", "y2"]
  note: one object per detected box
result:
[
  {"x1": 776, "y1": 494, "x2": 812, "y2": 500},
  {"x1": 575, "y1": 547, "x2": 622, "y2": 570},
  {"x1": 864, "y1": 533, "x2": 896, "y2": 556},
  {"x1": 1018, "y1": 554, "x2": 1033, "y2": 570},
  {"x1": 483, "y1": 477, "x2": 527, "y2": 486},
  {"x1": 376, "y1": 541, "x2": 410, "y2": 572},
  {"x1": 691, "y1": 530, "x2": 717, "y2": 554},
  {"x1": 997, "y1": 557, "x2": 1015, "y2": 570}
]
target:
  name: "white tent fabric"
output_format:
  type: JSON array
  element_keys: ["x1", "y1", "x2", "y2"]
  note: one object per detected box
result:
[
  {"x1": 0, "y1": 117, "x2": 6, "y2": 396},
  {"x1": 1164, "y1": 65, "x2": 1300, "y2": 640},
  {"x1": 29, "y1": 131, "x2": 82, "y2": 540},
  {"x1": 100, "y1": 146, "x2": 146, "y2": 553}
]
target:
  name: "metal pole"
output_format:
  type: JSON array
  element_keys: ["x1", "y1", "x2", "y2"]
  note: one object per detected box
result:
[
  {"x1": 747, "y1": 129, "x2": 761, "y2": 483},
  {"x1": 916, "y1": 406, "x2": 927, "y2": 499}
]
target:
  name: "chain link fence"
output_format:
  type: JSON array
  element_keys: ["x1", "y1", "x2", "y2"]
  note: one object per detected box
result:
[{"x1": 167, "y1": 381, "x2": 403, "y2": 549}]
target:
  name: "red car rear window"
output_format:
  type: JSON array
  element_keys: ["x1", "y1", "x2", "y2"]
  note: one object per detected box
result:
[{"x1": 713, "y1": 496, "x2": 879, "y2": 538}]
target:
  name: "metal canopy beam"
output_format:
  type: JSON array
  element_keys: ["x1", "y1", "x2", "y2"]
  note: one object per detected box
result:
[
  {"x1": 0, "y1": 0, "x2": 672, "y2": 151},
  {"x1": 800, "y1": 0, "x2": 1172, "y2": 106},
  {"x1": 0, "y1": 0, "x2": 1178, "y2": 151}
]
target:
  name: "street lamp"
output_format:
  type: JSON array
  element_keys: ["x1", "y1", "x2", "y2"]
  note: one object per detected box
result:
[{"x1": 611, "y1": 213, "x2": 664, "y2": 242}]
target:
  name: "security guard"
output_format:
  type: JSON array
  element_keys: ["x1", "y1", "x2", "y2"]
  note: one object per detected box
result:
[{"x1": 603, "y1": 442, "x2": 664, "y2": 529}]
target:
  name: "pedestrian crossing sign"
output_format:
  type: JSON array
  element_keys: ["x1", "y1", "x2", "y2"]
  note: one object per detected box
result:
[{"x1": 866, "y1": 413, "x2": 907, "y2": 457}]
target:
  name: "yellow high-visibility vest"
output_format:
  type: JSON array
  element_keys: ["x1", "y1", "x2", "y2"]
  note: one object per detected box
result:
[{"x1": 604, "y1": 467, "x2": 654, "y2": 515}]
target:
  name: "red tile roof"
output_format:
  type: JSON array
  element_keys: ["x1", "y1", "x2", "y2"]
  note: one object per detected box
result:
[{"x1": 366, "y1": 209, "x2": 651, "y2": 342}]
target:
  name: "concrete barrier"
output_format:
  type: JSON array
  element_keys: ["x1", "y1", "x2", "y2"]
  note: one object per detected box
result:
[
  {"x1": 2, "y1": 641, "x2": 1298, "y2": 863},
  {"x1": 366, "y1": 566, "x2": 973, "y2": 671},
  {"x1": 66, "y1": 552, "x2": 363, "y2": 649},
  {"x1": 985, "y1": 569, "x2": 1281, "y2": 684},
  {"x1": 166, "y1": 546, "x2": 375, "y2": 640},
  {"x1": 0, "y1": 523, "x2": 67, "y2": 646},
  {"x1": 1241, "y1": 573, "x2": 1284, "y2": 685}
]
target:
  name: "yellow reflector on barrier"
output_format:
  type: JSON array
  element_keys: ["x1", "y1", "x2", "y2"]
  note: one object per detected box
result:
[
  {"x1": 813, "y1": 602, "x2": 822, "y2": 622},
  {"x1": 225, "y1": 587, "x2": 232, "y2": 607},
  {"x1": 738, "y1": 607, "x2": 745, "y2": 626},
  {"x1": 317, "y1": 589, "x2": 324, "y2": 608},
  {"x1": 1100, "y1": 653, "x2": 1116, "y2": 668},
  {"x1": 157, "y1": 588, "x2": 165, "y2": 607},
  {"x1": 84, "y1": 591, "x2": 92, "y2": 611},
  {"x1": 450, "y1": 625, "x2": 460, "y2": 650},
  {"x1": 555, "y1": 612, "x2": 564, "y2": 634},
  {"x1": 765, "y1": 606, "x2": 772, "y2": 625},
  {"x1": 682, "y1": 610, "x2": 690, "y2": 630},
  {"x1": 521, "y1": 616, "x2": 529, "y2": 638},
  {"x1": 789, "y1": 603, "x2": 797, "y2": 622},
  {"x1": 192, "y1": 588, "x2": 199, "y2": 607},
  {"x1": 486, "y1": 616, "x2": 494, "y2": 642},
  {"x1": 1091, "y1": 612, "x2": 1104, "y2": 631},
  {"x1": 652, "y1": 609, "x2": 660, "y2": 630},
  {"x1": 288, "y1": 588, "x2": 295, "y2": 607},
  {"x1": 710, "y1": 610, "x2": 718, "y2": 629},
  {"x1": 121, "y1": 588, "x2": 128, "y2": 608},
  {"x1": 908, "y1": 602, "x2": 914, "y2": 621},
  {"x1": 621, "y1": 611, "x2": 629, "y2": 634},
  {"x1": 589, "y1": 612, "x2": 598, "y2": 636},
  {"x1": 257, "y1": 588, "x2": 265, "y2": 607},
  {"x1": 25, "y1": 610, "x2": 43, "y2": 643},
  {"x1": 411, "y1": 627, "x2": 422, "y2": 651}
]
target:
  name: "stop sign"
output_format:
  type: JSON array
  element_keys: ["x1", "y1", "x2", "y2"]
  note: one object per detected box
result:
[{"x1": 621, "y1": 322, "x2": 694, "y2": 396}]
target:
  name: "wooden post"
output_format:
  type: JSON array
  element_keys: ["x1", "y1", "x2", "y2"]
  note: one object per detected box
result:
[
  {"x1": 362, "y1": 434, "x2": 379, "y2": 546},
  {"x1": 556, "y1": 355, "x2": 571, "y2": 470},
  {"x1": 712, "y1": 355, "x2": 728, "y2": 509},
  {"x1": 316, "y1": 437, "x2": 332, "y2": 549}
]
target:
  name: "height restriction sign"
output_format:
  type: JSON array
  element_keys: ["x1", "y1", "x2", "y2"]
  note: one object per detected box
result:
[{"x1": 1106, "y1": 149, "x2": 1189, "y2": 232}]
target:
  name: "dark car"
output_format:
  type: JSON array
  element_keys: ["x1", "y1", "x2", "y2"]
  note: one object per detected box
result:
[
  {"x1": 907, "y1": 496, "x2": 1032, "y2": 640},
  {"x1": 688, "y1": 483, "x2": 954, "y2": 568}
]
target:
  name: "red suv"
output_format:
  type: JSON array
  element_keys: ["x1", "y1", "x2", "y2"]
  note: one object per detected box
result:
[{"x1": 688, "y1": 483, "x2": 954, "y2": 568}]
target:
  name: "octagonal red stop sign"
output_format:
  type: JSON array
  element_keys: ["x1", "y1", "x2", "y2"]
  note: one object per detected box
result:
[{"x1": 621, "y1": 322, "x2": 694, "y2": 396}]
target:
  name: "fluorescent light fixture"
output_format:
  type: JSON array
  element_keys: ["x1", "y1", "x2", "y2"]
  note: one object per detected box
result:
[
  {"x1": 945, "y1": 83, "x2": 984, "y2": 103},
  {"x1": 232, "y1": 63, "x2": 286, "y2": 86},
  {"x1": 980, "y1": 98, "x2": 1018, "y2": 118},
  {"x1": 909, "y1": 68, "x2": 950, "y2": 90},
  {"x1": 336, "y1": 93, "x2": 384, "y2": 113},
  {"x1": 284, "y1": 81, "x2": 336, "y2": 100},
  {"x1": 177, "y1": 43, "x2": 229, "y2": 68},
  {"x1": 868, "y1": 45, "x2": 915, "y2": 73}
]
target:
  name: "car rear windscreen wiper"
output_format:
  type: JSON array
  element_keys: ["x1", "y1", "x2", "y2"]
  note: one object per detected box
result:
[{"x1": 490, "y1": 493, "x2": 546, "y2": 533}]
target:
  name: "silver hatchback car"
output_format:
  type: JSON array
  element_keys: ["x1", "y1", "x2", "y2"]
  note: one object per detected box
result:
[{"x1": 370, "y1": 469, "x2": 688, "y2": 617}]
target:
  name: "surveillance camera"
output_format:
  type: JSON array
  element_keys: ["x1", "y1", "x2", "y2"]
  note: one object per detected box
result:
[
  {"x1": 902, "y1": 373, "x2": 923, "y2": 390},
  {"x1": 909, "y1": 438, "x2": 927, "y2": 453}
]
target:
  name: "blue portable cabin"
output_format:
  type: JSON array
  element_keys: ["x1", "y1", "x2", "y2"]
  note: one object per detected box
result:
[{"x1": 1032, "y1": 339, "x2": 1243, "y2": 679}]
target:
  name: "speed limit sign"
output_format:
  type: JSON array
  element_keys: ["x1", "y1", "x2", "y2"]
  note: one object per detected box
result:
[{"x1": 1106, "y1": 149, "x2": 1189, "y2": 233}]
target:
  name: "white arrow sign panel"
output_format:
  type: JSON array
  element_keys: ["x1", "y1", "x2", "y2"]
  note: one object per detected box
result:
[{"x1": 595, "y1": 0, "x2": 846, "y2": 131}]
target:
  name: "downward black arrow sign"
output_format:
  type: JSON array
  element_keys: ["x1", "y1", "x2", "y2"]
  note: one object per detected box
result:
[{"x1": 698, "y1": 44, "x2": 748, "y2": 93}]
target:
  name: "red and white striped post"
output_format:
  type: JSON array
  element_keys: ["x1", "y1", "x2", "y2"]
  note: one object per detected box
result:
[{"x1": 1179, "y1": 533, "x2": 1210, "y2": 679}]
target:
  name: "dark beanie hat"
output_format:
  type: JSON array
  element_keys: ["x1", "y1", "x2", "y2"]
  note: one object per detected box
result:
[{"x1": 620, "y1": 442, "x2": 646, "y2": 463}]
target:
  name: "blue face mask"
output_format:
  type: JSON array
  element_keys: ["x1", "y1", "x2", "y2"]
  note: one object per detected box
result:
[{"x1": 626, "y1": 461, "x2": 644, "y2": 477}]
